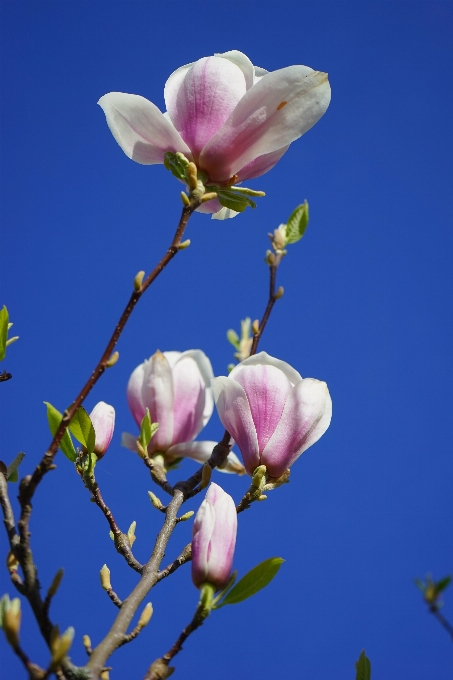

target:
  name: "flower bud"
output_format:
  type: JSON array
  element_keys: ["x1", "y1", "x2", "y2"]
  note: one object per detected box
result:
[
  {"x1": 134, "y1": 270, "x2": 145, "y2": 291},
  {"x1": 90, "y1": 402, "x2": 115, "y2": 457},
  {"x1": 51, "y1": 626, "x2": 74, "y2": 667},
  {"x1": 192, "y1": 483, "x2": 237, "y2": 590},
  {"x1": 1, "y1": 596, "x2": 21, "y2": 647},
  {"x1": 138, "y1": 602, "x2": 153, "y2": 628},
  {"x1": 100, "y1": 564, "x2": 112, "y2": 591}
]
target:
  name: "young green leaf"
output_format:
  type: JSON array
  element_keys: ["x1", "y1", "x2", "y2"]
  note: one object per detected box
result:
[
  {"x1": 44, "y1": 402, "x2": 77, "y2": 462},
  {"x1": 215, "y1": 557, "x2": 284, "y2": 608},
  {"x1": 216, "y1": 190, "x2": 256, "y2": 213},
  {"x1": 139, "y1": 408, "x2": 159, "y2": 451},
  {"x1": 69, "y1": 407, "x2": 96, "y2": 453},
  {"x1": 286, "y1": 201, "x2": 309, "y2": 244},
  {"x1": 0, "y1": 306, "x2": 9, "y2": 361},
  {"x1": 355, "y1": 650, "x2": 371, "y2": 680},
  {"x1": 435, "y1": 576, "x2": 452, "y2": 594},
  {"x1": 6, "y1": 452, "x2": 25, "y2": 483}
]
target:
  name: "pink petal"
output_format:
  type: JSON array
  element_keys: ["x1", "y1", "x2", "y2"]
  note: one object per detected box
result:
[
  {"x1": 262, "y1": 378, "x2": 332, "y2": 477},
  {"x1": 126, "y1": 362, "x2": 147, "y2": 427},
  {"x1": 230, "y1": 351, "x2": 302, "y2": 387},
  {"x1": 206, "y1": 484, "x2": 237, "y2": 587},
  {"x1": 166, "y1": 441, "x2": 245, "y2": 475},
  {"x1": 211, "y1": 376, "x2": 259, "y2": 475},
  {"x1": 165, "y1": 56, "x2": 247, "y2": 163},
  {"x1": 192, "y1": 499, "x2": 215, "y2": 587},
  {"x1": 171, "y1": 355, "x2": 206, "y2": 445},
  {"x1": 232, "y1": 364, "x2": 291, "y2": 455},
  {"x1": 90, "y1": 401, "x2": 115, "y2": 456},
  {"x1": 236, "y1": 144, "x2": 290, "y2": 181},
  {"x1": 199, "y1": 66, "x2": 331, "y2": 182},
  {"x1": 98, "y1": 92, "x2": 190, "y2": 164},
  {"x1": 142, "y1": 351, "x2": 174, "y2": 451}
]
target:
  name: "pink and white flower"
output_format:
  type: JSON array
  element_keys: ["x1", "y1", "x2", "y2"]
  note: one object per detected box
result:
[
  {"x1": 211, "y1": 352, "x2": 332, "y2": 478},
  {"x1": 123, "y1": 350, "x2": 244, "y2": 474},
  {"x1": 98, "y1": 50, "x2": 331, "y2": 219},
  {"x1": 192, "y1": 483, "x2": 237, "y2": 589},
  {"x1": 89, "y1": 401, "x2": 115, "y2": 457}
]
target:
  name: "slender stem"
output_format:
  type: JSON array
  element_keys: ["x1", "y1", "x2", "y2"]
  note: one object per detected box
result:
[
  {"x1": 250, "y1": 259, "x2": 280, "y2": 356},
  {"x1": 19, "y1": 201, "x2": 199, "y2": 509},
  {"x1": 141, "y1": 455, "x2": 174, "y2": 496},
  {"x1": 11, "y1": 641, "x2": 46, "y2": 680},
  {"x1": 430, "y1": 606, "x2": 453, "y2": 641},
  {"x1": 156, "y1": 543, "x2": 192, "y2": 583}
]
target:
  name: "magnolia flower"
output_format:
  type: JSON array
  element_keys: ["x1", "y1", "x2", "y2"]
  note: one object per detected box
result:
[
  {"x1": 192, "y1": 483, "x2": 237, "y2": 589},
  {"x1": 123, "y1": 350, "x2": 244, "y2": 474},
  {"x1": 98, "y1": 50, "x2": 331, "y2": 219},
  {"x1": 211, "y1": 352, "x2": 332, "y2": 478},
  {"x1": 89, "y1": 401, "x2": 115, "y2": 457}
]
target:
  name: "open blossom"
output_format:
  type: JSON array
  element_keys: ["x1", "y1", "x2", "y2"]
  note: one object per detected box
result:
[
  {"x1": 211, "y1": 352, "x2": 332, "y2": 478},
  {"x1": 192, "y1": 483, "x2": 237, "y2": 589},
  {"x1": 89, "y1": 401, "x2": 115, "y2": 457},
  {"x1": 124, "y1": 350, "x2": 244, "y2": 474},
  {"x1": 98, "y1": 50, "x2": 331, "y2": 219}
]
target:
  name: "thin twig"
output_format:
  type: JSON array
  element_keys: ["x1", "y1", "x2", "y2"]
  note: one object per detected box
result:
[
  {"x1": 19, "y1": 200, "x2": 200, "y2": 510},
  {"x1": 430, "y1": 607, "x2": 453, "y2": 641},
  {"x1": 250, "y1": 257, "x2": 280, "y2": 356},
  {"x1": 10, "y1": 640, "x2": 47, "y2": 680},
  {"x1": 105, "y1": 588, "x2": 123, "y2": 609},
  {"x1": 141, "y1": 455, "x2": 174, "y2": 496},
  {"x1": 156, "y1": 543, "x2": 192, "y2": 583}
]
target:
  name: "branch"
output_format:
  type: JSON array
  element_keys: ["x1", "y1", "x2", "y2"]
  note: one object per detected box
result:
[
  {"x1": 156, "y1": 543, "x2": 192, "y2": 583},
  {"x1": 430, "y1": 606, "x2": 453, "y2": 642},
  {"x1": 141, "y1": 455, "x2": 174, "y2": 496},
  {"x1": 250, "y1": 256, "x2": 281, "y2": 356},
  {"x1": 19, "y1": 200, "x2": 200, "y2": 509}
]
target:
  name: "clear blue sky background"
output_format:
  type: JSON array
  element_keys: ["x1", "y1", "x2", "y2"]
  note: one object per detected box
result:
[{"x1": 1, "y1": 2, "x2": 452, "y2": 678}]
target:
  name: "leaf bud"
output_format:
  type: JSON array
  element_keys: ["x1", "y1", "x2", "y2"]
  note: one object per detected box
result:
[
  {"x1": 2, "y1": 597, "x2": 21, "y2": 647},
  {"x1": 201, "y1": 192, "x2": 218, "y2": 203},
  {"x1": 265, "y1": 250, "x2": 276, "y2": 266},
  {"x1": 178, "y1": 239, "x2": 191, "y2": 250},
  {"x1": 127, "y1": 521, "x2": 137, "y2": 546},
  {"x1": 138, "y1": 602, "x2": 154, "y2": 628},
  {"x1": 100, "y1": 671, "x2": 110, "y2": 680},
  {"x1": 251, "y1": 319, "x2": 260, "y2": 335},
  {"x1": 251, "y1": 465, "x2": 267, "y2": 489},
  {"x1": 226, "y1": 329, "x2": 240, "y2": 349},
  {"x1": 275, "y1": 286, "x2": 284, "y2": 300},
  {"x1": 148, "y1": 491, "x2": 164, "y2": 510},
  {"x1": 200, "y1": 462, "x2": 212, "y2": 490},
  {"x1": 180, "y1": 191, "x2": 190, "y2": 207},
  {"x1": 186, "y1": 162, "x2": 199, "y2": 191},
  {"x1": 82, "y1": 634, "x2": 92, "y2": 654},
  {"x1": 100, "y1": 564, "x2": 112, "y2": 591},
  {"x1": 105, "y1": 351, "x2": 119, "y2": 368},
  {"x1": 134, "y1": 270, "x2": 145, "y2": 291},
  {"x1": 51, "y1": 626, "x2": 74, "y2": 667},
  {"x1": 178, "y1": 511, "x2": 194, "y2": 522},
  {"x1": 47, "y1": 568, "x2": 64, "y2": 600},
  {"x1": 6, "y1": 551, "x2": 19, "y2": 575}
]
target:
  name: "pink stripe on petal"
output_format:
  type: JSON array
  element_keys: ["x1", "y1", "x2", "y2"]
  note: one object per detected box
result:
[
  {"x1": 236, "y1": 144, "x2": 290, "y2": 181},
  {"x1": 262, "y1": 378, "x2": 332, "y2": 477},
  {"x1": 200, "y1": 66, "x2": 331, "y2": 182},
  {"x1": 171, "y1": 356, "x2": 206, "y2": 445},
  {"x1": 170, "y1": 57, "x2": 247, "y2": 163},
  {"x1": 192, "y1": 500, "x2": 215, "y2": 587},
  {"x1": 211, "y1": 377, "x2": 259, "y2": 475},
  {"x1": 232, "y1": 364, "x2": 291, "y2": 455},
  {"x1": 142, "y1": 352, "x2": 174, "y2": 452}
]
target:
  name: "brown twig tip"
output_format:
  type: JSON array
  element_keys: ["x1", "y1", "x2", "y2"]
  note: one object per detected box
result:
[{"x1": 0, "y1": 369, "x2": 12, "y2": 382}]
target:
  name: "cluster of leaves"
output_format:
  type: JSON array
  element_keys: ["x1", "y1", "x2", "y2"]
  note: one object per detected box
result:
[
  {"x1": 415, "y1": 574, "x2": 452, "y2": 609},
  {"x1": 0, "y1": 306, "x2": 19, "y2": 363}
]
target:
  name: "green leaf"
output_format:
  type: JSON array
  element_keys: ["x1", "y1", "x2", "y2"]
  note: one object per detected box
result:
[
  {"x1": 355, "y1": 650, "x2": 371, "y2": 680},
  {"x1": 226, "y1": 329, "x2": 240, "y2": 350},
  {"x1": 163, "y1": 151, "x2": 189, "y2": 181},
  {"x1": 216, "y1": 190, "x2": 256, "y2": 213},
  {"x1": 44, "y1": 402, "x2": 77, "y2": 462},
  {"x1": 216, "y1": 557, "x2": 284, "y2": 608},
  {"x1": 69, "y1": 406, "x2": 96, "y2": 453},
  {"x1": 286, "y1": 201, "x2": 309, "y2": 244},
  {"x1": 6, "y1": 452, "x2": 25, "y2": 483},
  {"x1": 139, "y1": 408, "x2": 158, "y2": 451},
  {"x1": 435, "y1": 576, "x2": 452, "y2": 594},
  {"x1": 0, "y1": 306, "x2": 9, "y2": 361}
]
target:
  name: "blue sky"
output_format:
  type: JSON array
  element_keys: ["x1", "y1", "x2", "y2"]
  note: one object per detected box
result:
[{"x1": 1, "y1": 1, "x2": 452, "y2": 678}]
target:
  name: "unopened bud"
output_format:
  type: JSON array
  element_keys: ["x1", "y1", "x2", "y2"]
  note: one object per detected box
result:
[
  {"x1": 257, "y1": 494, "x2": 267, "y2": 501},
  {"x1": 105, "y1": 351, "x2": 119, "y2": 368},
  {"x1": 274, "y1": 286, "x2": 284, "y2": 299},
  {"x1": 51, "y1": 626, "x2": 74, "y2": 667},
  {"x1": 178, "y1": 239, "x2": 191, "y2": 250},
  {"x1": 6, "y1": 552, "x2": 19, "y2": 574},
  {"x1": 187, "y1": 162, "x2": 199, "y2": 191},
  {"x1": 265, "y1": 251, "x2": 276, "y2": 266},
  {"x1": 100, "y1": 671, "x2": 110, "y2": 680},
  {"x1": 90, "y1": 402, "x2": 115, "y2": 456},
  {"x1": 252, "y1": 465, "x2": 267, "y2": 489},
  {"x1": 180, "y1": 191, "x2": 190, "y2": 207},
  {"x1": 100, "y1": 564, "x2": 112, "y2": 591},
  {"x1": 148, "y1": 491, "x2": 164, "y2": 510},
  {"x1": 201, "y1": 192, "x2": 217, "y2": 203},
  {"x1": 3, "y1": 599, "x2": 21, "y2": 647},
  {"x1": 82, "y1": 634, "x2": 92, "y2": 654},
  {"x1": 138, "y1": 602, "x2": 153, "y2": 628},
  {"x1": 200, "y1": 462, "x2": 212, "y2": 490},
  {"x1": 179, "y1": 511, "x2": 194, "y2": 522},
  {"x1": 5, "y1": 336, "x2": 19, "y2": 347},
  {"x1": 251, "y1": 319, "x2": 260, "y2": 335},
  {"x1": 134, "y1": 270, "x2": 145, "y2": 291},
  {"x1": 127, "y1": 521, "x2": 137, "y2": 546},
  {"x1": 47, "y1": 569, "x2": 64, "y2": 600}
]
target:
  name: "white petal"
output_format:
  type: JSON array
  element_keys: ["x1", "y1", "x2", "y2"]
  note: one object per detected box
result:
[
  {"x1": 177, "y1": 350, "x2": 214, "y2": 427},
  {"x1": 166, "y1": 441, "x2": 245, "y2": 474},
  {"x1": 230, "y1": 351, "x2": 302, "y2": 386},
  {"x1": 216, "y1": 50, "x2": 255, "y2": 90},
  {"x1": 142, "y1": 351, "x2": 174, "y2": 451},
  {"x1": 121, "y1": 432, "x2": 138, "y2": 452},
  {"x1": 211, "y1": 207, "x2": 240, "y2": 220},
  {"x1": 98, "y1": 92, "x2": 190, "y2": 164},
  {"x1": 200, "y1": 66, "x2": 331, "y2": 182}
]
